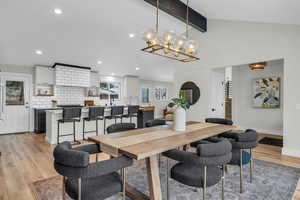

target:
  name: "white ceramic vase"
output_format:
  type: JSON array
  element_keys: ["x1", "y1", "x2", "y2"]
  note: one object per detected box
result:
[{"x1": 174, "y1": 106, "x2": 186, "y2": 131}]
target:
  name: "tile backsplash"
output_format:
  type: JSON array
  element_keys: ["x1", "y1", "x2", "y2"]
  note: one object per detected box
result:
[{"x1": 32, "y1": 86, "x2": 106, "y2": 108}]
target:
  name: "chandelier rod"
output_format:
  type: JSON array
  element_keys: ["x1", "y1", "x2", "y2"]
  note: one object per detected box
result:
[
  {"x1": 156, "y1": 0, "x2": 159, "y2": 33},
  {"x1": 186, "y1": 0, "x2": 190, "y2": 39}
]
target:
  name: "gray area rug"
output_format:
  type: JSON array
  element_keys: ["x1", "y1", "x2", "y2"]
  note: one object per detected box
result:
[{"x1": 31, "y1": 159, "x2": 300, "y2": 200}]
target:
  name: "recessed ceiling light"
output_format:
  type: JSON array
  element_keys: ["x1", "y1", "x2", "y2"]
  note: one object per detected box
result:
[
  {"x1": 35, "y1": 50, "x2": 43, "y2": 55},
  {"x1": 97, "y1": 60, "x2": 102, "y2": 64},
  {"x1": 54, "y1": 8, "x2": 63, "y2": 15},
  {"x1": 135, "y1": 67, "x2": 140, "y2": 70},
  {"x1": 129, "y1": 33, "x2": 135, "y2": 38}
]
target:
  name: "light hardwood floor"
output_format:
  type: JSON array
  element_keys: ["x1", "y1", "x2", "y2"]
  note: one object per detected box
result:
[{"x1": 0, "y1": 133, "x2": 299, "y2": 200}]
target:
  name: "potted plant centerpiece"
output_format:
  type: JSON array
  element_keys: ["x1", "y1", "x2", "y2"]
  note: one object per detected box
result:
[{"x1": 168, "y1": 92, "x2": 190, "y2": 131}]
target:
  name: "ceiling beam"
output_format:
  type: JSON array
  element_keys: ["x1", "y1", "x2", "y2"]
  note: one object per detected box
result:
[{"x1": 144, "y1": 0, "x2": 207, "y2": 32}]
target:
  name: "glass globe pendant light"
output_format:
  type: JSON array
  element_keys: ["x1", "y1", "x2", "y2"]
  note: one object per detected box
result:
[{"x1": 141, "y1": 0, "x2": 199, "y2": 62}]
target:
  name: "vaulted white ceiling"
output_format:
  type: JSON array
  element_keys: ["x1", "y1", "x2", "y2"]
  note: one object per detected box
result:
[{"x1": 0, "y1": 0, "x2": 299, "y2": 82}]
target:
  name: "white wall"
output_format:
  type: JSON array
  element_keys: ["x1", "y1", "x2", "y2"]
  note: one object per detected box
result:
[
  {"x1": 139, "y1": 79, "x2": 174, "y2": 118},
  {"x1": 172, "y1": 19, "x2": 300, "y2": 157},
  {"x1": 232, "y1": 60, "x2": 284, "y2": 135}
]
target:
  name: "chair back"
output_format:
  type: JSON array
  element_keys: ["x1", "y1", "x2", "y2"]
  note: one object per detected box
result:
[
  {"x1": 89, "y1": 106, "x2": 105, "y2": 119},
  {"x1": 145, "y1": 119, "x2": 166, "y2": 127},
  {"x1": 107, "y1": 123, "x2": 135, "y2": 134},
  {"x1": 53, "y1": 142, "x2": 89, "y2": 178},
  {"x1": 111, "y1": 106, "x2": 124, "y2": 116},
  {"x1": 128, "y1": 105, "x2": 139, "y2": 115},
  {"x1": 197, "y1": 139, "x2": 232, "y2": 166},
  {"x1": 62, "y1": 107, "x2": 82, "y2": 120},
  {"x1": 232, "y1": 129, "x2": 258, "y2": 149},
  {"x1": 205, "y1": 118, "x2": 233, "y2": 125}
]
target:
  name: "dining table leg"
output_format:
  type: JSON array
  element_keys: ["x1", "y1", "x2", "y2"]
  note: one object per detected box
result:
[{"x1": 146, "y1": 155, "x2": 162, "y2": 200}]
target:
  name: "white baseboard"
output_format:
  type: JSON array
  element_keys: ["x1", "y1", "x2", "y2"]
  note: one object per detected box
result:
[
  {"x1": 235, "y1": 126, "x2": 283, "y2": 136},
  {"x1": 282, "y1": 148, "x2": 300, "y2": 158}
]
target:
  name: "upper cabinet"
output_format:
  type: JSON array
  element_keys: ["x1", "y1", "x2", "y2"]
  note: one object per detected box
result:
[
  {"x1": 35, "y1": 66, "x2": 54, "y2": 85},
  {"x1": 34, "y1": 66, "x2": 55, "y2": 96},
  {"x1": 90, "y1": 71, "x2": 100, "y2": 87},
  {"x1": 54, "y1": 63, "x2": 91, "y2": 88}
]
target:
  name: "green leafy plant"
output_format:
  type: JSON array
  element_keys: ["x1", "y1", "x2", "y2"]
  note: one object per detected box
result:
[{"x1": 168, "y1": 92, "x2": 191, "y2": 110}]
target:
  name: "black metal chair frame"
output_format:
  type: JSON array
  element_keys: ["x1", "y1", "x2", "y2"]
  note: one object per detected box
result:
[
  {"x1": 82, "y1": 107, "x2": 105, "y2": 140},
  {"x1": 57, "y1": 108, "x2": 82, "y2": 144}
]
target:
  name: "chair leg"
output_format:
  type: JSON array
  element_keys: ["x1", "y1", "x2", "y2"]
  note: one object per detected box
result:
[
  {"x1": 115, "y1": 117, "x2": 117, "y2": 124},
  {"x1": 122, "y1": 168, "x2": 126, "y2": 200},
  {"x1": 57, "y1": 121, "x2": 60, "y2": 144},
  {"x1": 130, "y1": 116, "x2": 132, "y2": 123},
  {"x1": 240, "y1": 149, "x2": 243, "y2": 193},
  {"x1": 250, "y1": 148, "x2": 253, "y2": 183},
  {"x1": 78, "y1": 178, "x2": 82, "y2": 200},
  {"x1": 166, "y1": 158, "x2": 170, "y2": 200},
  {"x1": 121, "y1": 117, "x2": 123, "y2": 124},
  {"x1": 62, "y1": 177, "x2": 66, "y2": 200},
  {"x1": 203, "y1": 166, "x2": 207, "y2": 200},
  {"x1": 221, "y1": 165, "x2": 225, "y2": 200}
]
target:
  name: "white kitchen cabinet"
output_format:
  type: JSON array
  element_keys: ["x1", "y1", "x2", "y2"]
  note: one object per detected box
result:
[
  {"x1": 35, "y1": 66, "x2": 54, "y2": 85},
  {"x1": 35, "y1": 66, "x2": 55, "y2": 96},
  {"x1": 90, "y1": 72, "x2": 100, "y2": 87}
]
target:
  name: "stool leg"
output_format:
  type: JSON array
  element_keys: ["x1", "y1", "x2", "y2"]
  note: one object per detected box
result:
[
  {"x1": 96, "y1": 119, "x2": 99, "y2": 136},
  {"x1": 130, "y1": 116, "x2": 132, "y2": 123},
  {"x1": 78, "y1": 178, "x2": 82, "y2": 200},
  {"x1": 73, "y1": 121, "x2": 76, "y2": 143},
  {"x1": 57, "y1": 121, "x2": 60, "y2": 144},
  {"x1": 115, "y1": 117, "x2": 117, "y2": 124},
  {"x1": 121, "y1": 117, "x2": 123, "y2": 124},
  {"x1": 82, "y1": 119, "x2": 85, "y2": 140},
  {"x1": 240, "y1": 149, "x2": 243, "y2": 193},
  {"x1": 104, "y1": 118, "x2": 106, "y2": 135}
]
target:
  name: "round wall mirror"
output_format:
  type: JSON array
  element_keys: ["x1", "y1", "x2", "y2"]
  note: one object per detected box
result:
[{"x1": 180, "y1": 81, "x2": 200, "y2": 105}]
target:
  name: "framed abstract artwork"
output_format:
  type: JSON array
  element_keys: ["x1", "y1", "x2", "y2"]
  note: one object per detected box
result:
[
  {"x1": 252, "y1": 77, "x2": 280, "y2": 108},
  {"x1": 154, "y1": 87, "x2": 168, "y2": 101}
]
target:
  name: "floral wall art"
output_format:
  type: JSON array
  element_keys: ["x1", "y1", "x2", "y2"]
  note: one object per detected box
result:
[{"x1": 252, "y1": 77, "x2": 280, "y2": 108}]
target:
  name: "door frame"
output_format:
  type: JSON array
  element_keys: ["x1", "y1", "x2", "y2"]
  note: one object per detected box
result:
[{"x1": 0, "y1": 72, "x2": 33, "y2": 133}]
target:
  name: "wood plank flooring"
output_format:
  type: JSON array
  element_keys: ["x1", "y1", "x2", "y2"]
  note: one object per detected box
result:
[{"x1": 0, "y1": 133, "x2": 299, "y2": 200}]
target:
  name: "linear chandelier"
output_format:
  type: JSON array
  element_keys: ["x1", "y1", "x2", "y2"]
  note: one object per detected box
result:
[{"x1": 141, "y1": 0, "x2": 200, "y2": 62}]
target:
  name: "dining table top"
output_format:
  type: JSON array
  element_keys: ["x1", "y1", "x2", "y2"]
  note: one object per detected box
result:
[{"x1": 89, "y1": 121, "x2": 235, "y2": 160}]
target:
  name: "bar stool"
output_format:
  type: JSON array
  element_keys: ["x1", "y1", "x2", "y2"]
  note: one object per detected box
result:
[
  {"x1": 105, "y1": 106, "x2": 124, "y2": 124},
  {"x1": 122, "y1": 105, "x2": 139, "y2": 123},
  {"x1": 82, "y1": 106, "x2": 105, "y2": 140},
  {"x1": 57, "y1": 107, "x2": 82, "y2": 144}
]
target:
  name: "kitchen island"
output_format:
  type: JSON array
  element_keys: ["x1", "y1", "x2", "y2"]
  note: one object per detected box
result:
[{"x1": 45, "y1": 106, "x2": 154, "y2": 144}]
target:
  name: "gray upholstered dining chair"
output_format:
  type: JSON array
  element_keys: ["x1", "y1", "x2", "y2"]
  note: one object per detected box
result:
[
  {"x1": 106, "y1": 123, "x2": 136, "y2": 134},
  {"x1": 163, "y1": 138, "x2": 232, "y2": 200},
  {"x1": 145, "y1": 119, "x2": 166, "y2": 127},
  {"x1": 53, "y1": 142, "x2": 133, "y2": 200},
  {"x1": 220, "y1": 129, "x2": 258, "y2": 193},
  {"x1": 190, "y1": 118, "x2": 233, "y2": 148}
]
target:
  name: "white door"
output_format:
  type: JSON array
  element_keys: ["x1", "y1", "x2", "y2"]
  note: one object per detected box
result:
[
  {"x1": 0, "y1": 73, "x2": 31, "y2": 134},
  {"x1": 209, "y1": 70, "x2": 225, "y2": 118}
]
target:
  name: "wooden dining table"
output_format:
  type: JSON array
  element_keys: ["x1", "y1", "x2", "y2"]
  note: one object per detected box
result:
[{"x1": 89, "y1": 121, "x2": 235, "y2": 200}]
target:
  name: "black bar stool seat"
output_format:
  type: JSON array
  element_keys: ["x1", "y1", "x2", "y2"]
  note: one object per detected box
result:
[
  {"x1": 57, "y1": 107, "x2": 82, "y2": 144},
  {"x1": 83, "y1": 106, "x2": 105, "y2": 140}
]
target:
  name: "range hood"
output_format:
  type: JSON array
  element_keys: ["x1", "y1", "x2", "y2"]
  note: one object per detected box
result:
[{"x1": 53, "y1": 63, "x2": 91, "y2": 88}]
